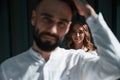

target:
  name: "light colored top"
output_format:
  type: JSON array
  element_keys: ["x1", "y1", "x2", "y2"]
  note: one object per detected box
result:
[
  {"x1": 83, "y1": 47, "x2": 97, "y2": 55},
  {"x1": 0, "y1": 13, "x2": 120, "y2": 80}
]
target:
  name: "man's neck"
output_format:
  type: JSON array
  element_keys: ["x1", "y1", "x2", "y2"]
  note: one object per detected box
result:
[{"x1": 32, "y1": 42, "x2": 52, "y2": 62}]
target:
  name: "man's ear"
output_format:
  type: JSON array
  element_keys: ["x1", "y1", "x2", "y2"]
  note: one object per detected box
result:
[{"x1": 31, "y1": 10, "x2": 36, "y2": 26}]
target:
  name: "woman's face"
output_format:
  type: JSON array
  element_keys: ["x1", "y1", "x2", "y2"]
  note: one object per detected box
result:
[{"x1": 71, "y1": 24, "x2": 85, "y2": 45}]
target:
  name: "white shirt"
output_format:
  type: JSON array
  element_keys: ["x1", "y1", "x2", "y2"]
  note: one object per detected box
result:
[
  {"x1": 0, "y1": 13, "x2": 120, "y2": 80},
  {"x1": 82, "y1": 47, "x2": 97, "y2": 55}
]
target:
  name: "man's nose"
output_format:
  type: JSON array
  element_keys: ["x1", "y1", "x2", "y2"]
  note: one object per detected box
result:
[{"x1": 47, "y1": 23, "x2": 57, "y2": 34}]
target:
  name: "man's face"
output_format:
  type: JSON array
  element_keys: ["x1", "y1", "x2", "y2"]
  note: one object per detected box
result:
[{"x1": 31, "y1": 0, "x2": 72, "y2": 52}]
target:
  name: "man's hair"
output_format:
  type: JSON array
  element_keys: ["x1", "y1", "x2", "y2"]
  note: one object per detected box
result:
[{"x1": 32, "y1": 0, "x2": 77, "y2": 15}]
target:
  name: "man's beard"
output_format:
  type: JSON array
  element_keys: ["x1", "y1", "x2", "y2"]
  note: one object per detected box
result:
[{"x1": 33, "y1": 29, "x2": 61, "y2": 52}]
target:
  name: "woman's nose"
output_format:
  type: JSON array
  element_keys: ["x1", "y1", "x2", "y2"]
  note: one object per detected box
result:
[{"x1": 76, "y1": 32, "x2": 80, "y2": 36}]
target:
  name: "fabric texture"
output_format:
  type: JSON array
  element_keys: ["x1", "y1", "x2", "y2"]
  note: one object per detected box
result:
[{"x1": 0, "y1": 13, "x2": 120, "y2": 80}]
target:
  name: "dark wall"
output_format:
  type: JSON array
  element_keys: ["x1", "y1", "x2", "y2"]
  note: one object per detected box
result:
[
  {"x1": 0, "y1": 0, "x2": 120, "y2": 64},
  {"x1": 116, "y1": 0, "x2": 120, "y2": 41},
  {"x1": 0, "y1": 0, "x2": 33, "y2": 63},
  {"x1": 0, "y1": 0, "x2": 11, "y2": 63}
]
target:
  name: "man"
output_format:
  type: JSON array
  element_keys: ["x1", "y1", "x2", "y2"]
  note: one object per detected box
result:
[{"x1": 0, "y1": 0, "x2": 120, "y2": 80}]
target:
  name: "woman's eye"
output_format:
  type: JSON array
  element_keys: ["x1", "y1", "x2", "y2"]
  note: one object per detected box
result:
[{"x1": 79, "y1": 30, "x2": 84, "y2": 34}]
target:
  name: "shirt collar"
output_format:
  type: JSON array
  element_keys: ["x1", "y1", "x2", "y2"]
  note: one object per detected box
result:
[
  {"x1": 49, "y1": 47, "x2": 61, "y2": 60},
  {"x1": 29, "y1": 47, "x2": 61, "y2": 62},
  {"x1": 29, "y1": 48, "x2": 46, "y2": 63}
]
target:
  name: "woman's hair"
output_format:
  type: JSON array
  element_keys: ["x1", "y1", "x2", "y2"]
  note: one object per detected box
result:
[{"x1": 65, "y1": 21, "x2": 96, "y2": 52}]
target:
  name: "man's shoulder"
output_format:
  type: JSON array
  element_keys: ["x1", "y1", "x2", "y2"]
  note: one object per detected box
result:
[{"x1": 1, "y1": 49, "x2": 30, "y2": 68}]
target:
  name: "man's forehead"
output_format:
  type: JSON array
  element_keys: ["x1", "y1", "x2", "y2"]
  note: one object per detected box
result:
[
  {"x1": 36, "y1": 0, "x2": 73, "y2": 21},
  {"x1": 40, "y1": 12, "x2": 71, "y2": 23}
]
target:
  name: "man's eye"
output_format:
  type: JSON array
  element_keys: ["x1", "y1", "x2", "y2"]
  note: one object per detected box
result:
[
  {"x1": 58, "y1": 21, "x2": 67, "y2": 27},
  {"x1": 42, "y1": 17, "x2": 52, "y2": 24}
]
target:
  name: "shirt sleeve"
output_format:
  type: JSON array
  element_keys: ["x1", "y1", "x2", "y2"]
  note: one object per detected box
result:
[
  {"x1": 0, "y1": 65, "x2": 6, "y2": 80},
  {"x1": 82, "y1": 13, "x2": 120, "y2": 79}
]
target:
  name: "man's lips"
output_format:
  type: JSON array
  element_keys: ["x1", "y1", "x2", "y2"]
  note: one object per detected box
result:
[{"x1": 42, "y1": 35, "x2": 56, "y2": 41}]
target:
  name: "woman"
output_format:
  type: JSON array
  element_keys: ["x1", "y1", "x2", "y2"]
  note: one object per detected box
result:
[{"x1": 65, "y1": 20, "x2": 97, "y2": 54}]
